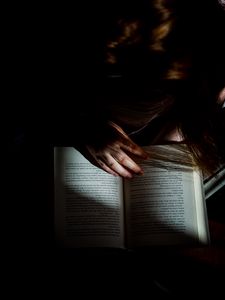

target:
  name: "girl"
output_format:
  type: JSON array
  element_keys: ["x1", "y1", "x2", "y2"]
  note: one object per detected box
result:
[{"x1": 75, "y1": 0, "x2": 225, "y2": 178}]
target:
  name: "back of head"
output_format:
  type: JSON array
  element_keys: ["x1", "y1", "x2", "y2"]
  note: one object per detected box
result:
[{"x1": 97, "y1": 0, "x2": 225, "y2": 173}]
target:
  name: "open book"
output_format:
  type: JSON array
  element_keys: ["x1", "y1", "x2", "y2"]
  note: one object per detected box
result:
[{"x1": 54, "y1": 145, "x2": 210, "y2": 249}]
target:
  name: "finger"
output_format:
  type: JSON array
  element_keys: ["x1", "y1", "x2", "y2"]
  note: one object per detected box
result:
[
  {"x1": 86, "y1": 146, "x2": 119, "y2": 177},
  {"x1": 104, "y1": 153, "x2": 133, "y2": 179},
  {"x1": 109, "y1": 121, "x2": 149, "y2": 158},
  {"x1": 108, "y1": 121, "x2": 129, "y2": 137},
  {"x1": 112, "y1": 150, "x2": 144, "y2": 175},
  {"x1": 119, "y1": 139, "x2": 149, "y2": 159},
  {"x1": 96, "y1": 159, "x2": 120, "y2": 177}
]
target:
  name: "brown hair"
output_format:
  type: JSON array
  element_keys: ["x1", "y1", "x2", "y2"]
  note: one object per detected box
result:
[{"x1": 101, "y1": 0, "x2": 225, "y2": 174}]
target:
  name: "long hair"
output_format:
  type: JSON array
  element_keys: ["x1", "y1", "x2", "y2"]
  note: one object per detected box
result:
[{"x1": 98, "y1": 0, "x2": 225, "y2": 174}]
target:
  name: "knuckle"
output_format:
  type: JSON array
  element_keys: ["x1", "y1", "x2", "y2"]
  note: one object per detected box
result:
[
  {"x1": 98, "y1": 160, "x2": 104, "y2": 167},
  {"x1": 109, "y1": 161, "x2": 116, "y2": 168},
  {"x1": 110, "y1": 142, "x2": 121, "y2": 150},
  {"x1": 115, "y1": 153, "x2": 125, "y2": 163}
]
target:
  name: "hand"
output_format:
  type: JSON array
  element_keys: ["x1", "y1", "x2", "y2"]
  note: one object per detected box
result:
[{"x1": 78, "y1": 121, "x2": 149, "y2": 178}]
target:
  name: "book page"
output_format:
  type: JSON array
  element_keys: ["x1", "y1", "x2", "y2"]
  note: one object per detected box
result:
[
  {"x1": 54, "y1": 147, "x2": 124, "y2": 248},
  {"x1": 125, "y1": 162, "x2": 209, "y2": 247}
]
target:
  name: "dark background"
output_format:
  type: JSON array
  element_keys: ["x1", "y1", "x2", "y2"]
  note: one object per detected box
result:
[{"x1": 5, "y1": 2, "x2": 225, "y2": 297}]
